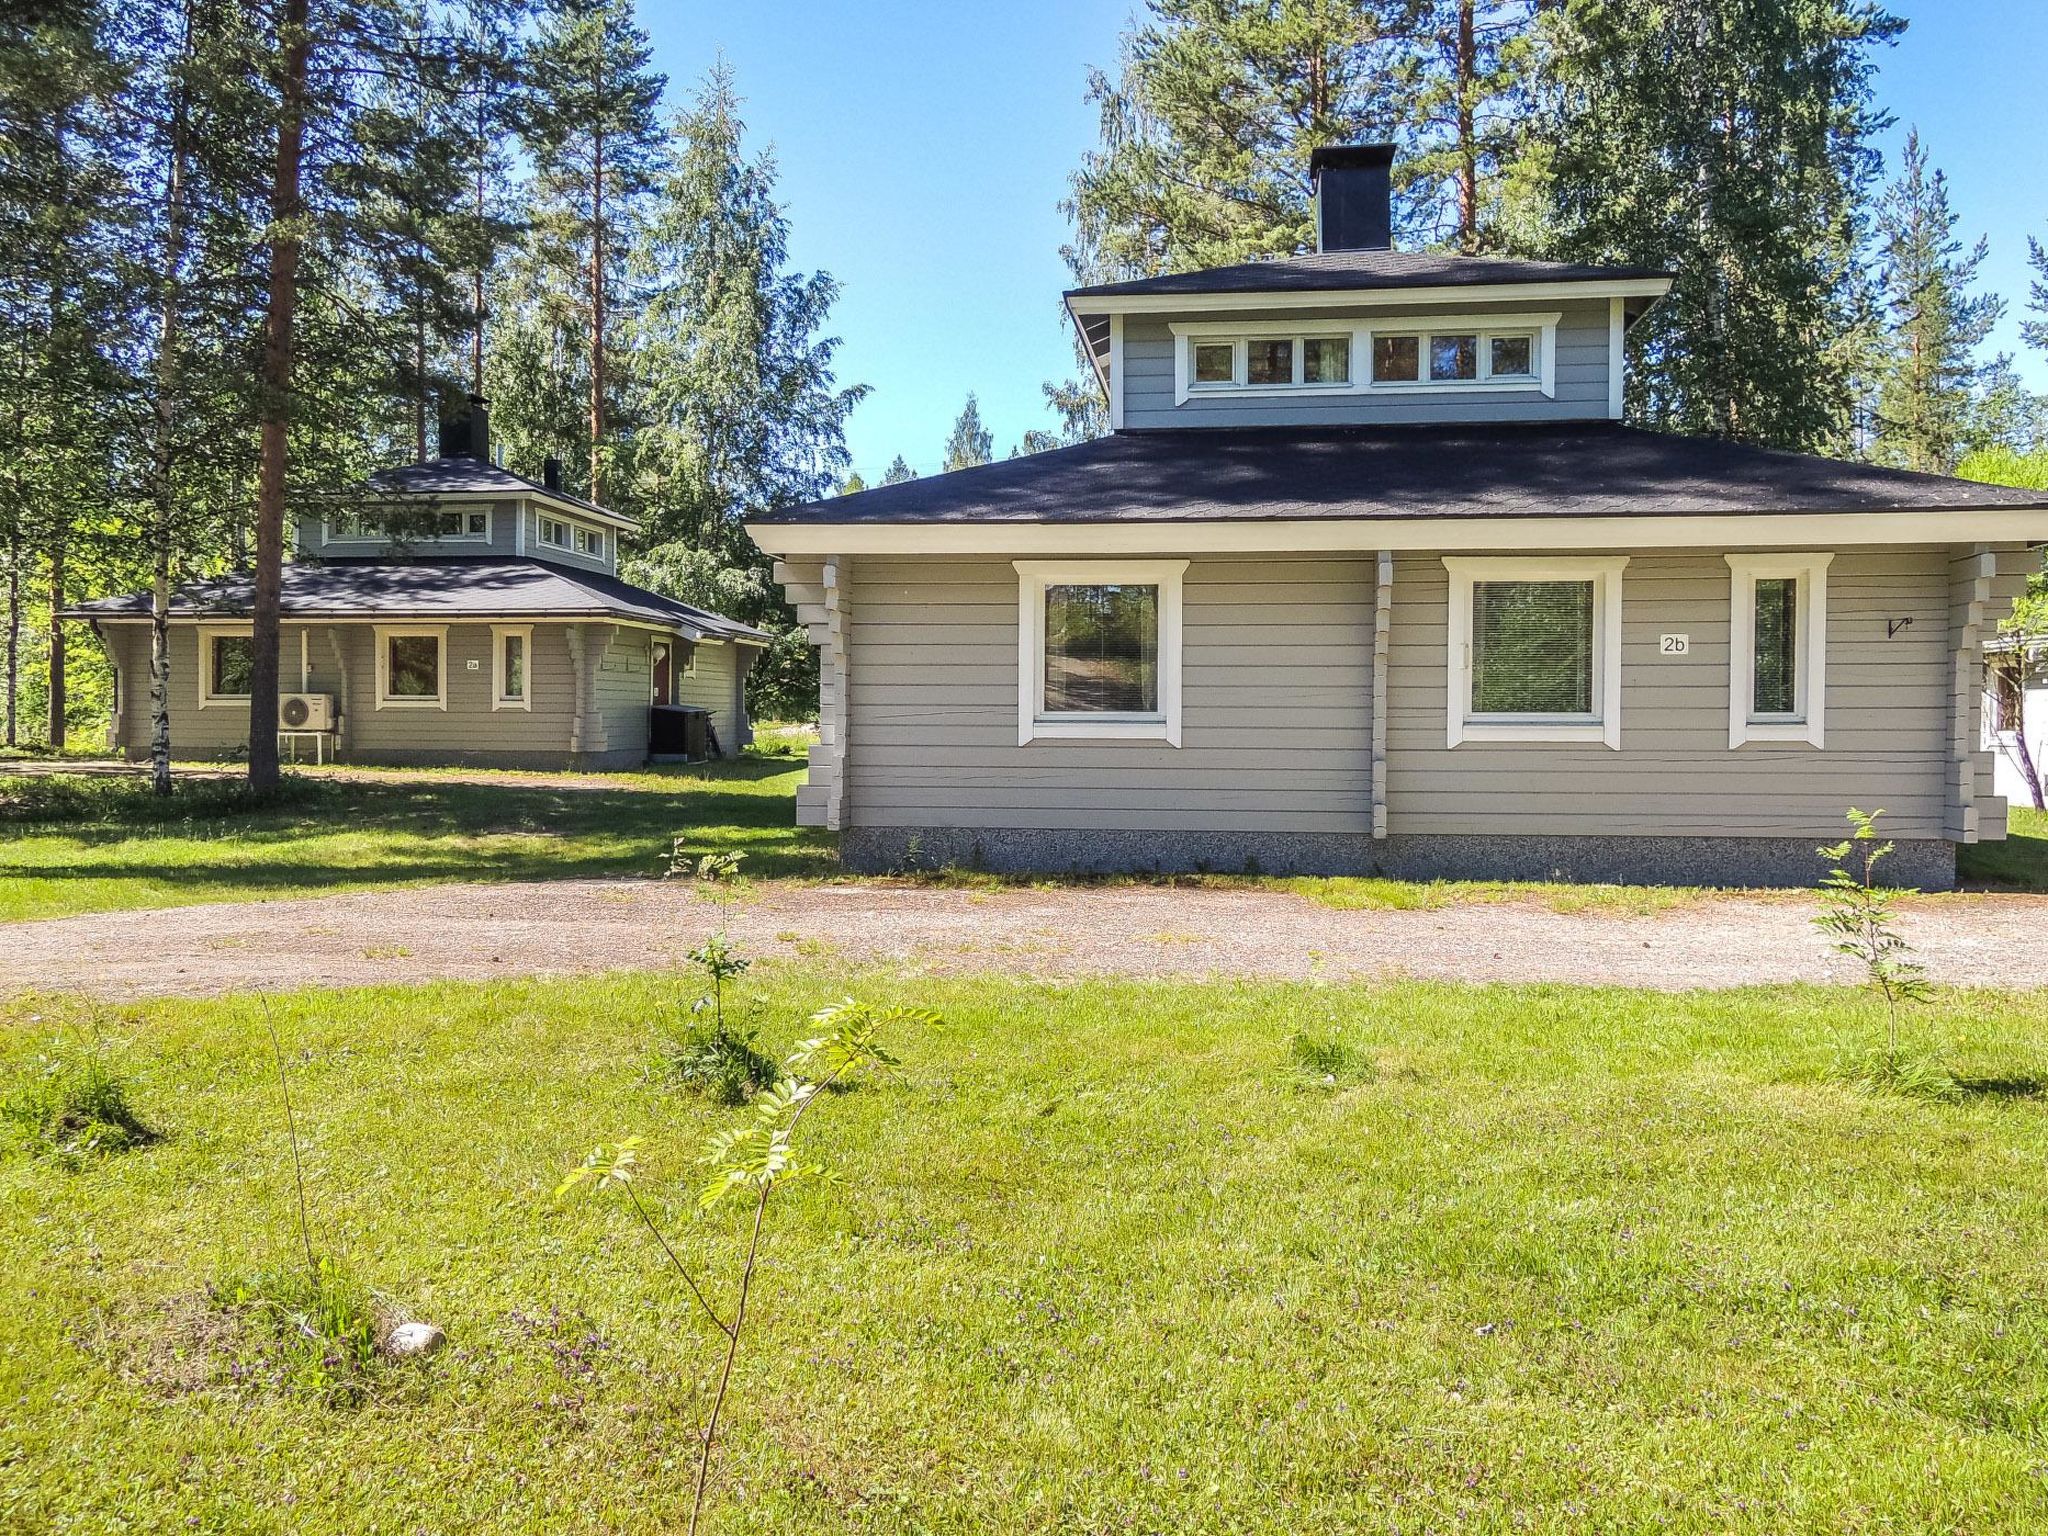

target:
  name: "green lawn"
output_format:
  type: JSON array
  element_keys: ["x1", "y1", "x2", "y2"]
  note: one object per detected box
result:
[
  {"x1": 6, "y1": 969, "x2": 2048, "y2": 1531},
  {"x1": 1961, "y1": 805, "x2": 2048, "y2": 890},
  {"x1": 0, "y1": 755, "x2": 836, "y2": 922}
]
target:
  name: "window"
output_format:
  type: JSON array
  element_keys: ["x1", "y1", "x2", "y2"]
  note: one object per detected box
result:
[
  {"x1": 1726, "y1": 554, "x2": 1830, "y2": 748},
  {"x1": 574, "y1": 526, "x2": 604, "y2": 558},
  {"x1": 1444, "y1": 557, "x2": 1627, "y2": 749},
  {"x1": 1176, "y1": 331, "x2": 1351, "y2": 395},
  {"x1": 1372, "y1": 325, "x2": 1544, "y2": 388},
  {"x1": 199, "y1": 627, "x2": 255, "y2": 707},
  {"x1": 538, "y1": 515, "x2": 571, "y2": 549},
  {"x1": 492, "y1": 625, "x2": 530, "y2": 710},
  {"x1": 1991, "y1": 658, "x2": 2025, "y2": 735},
  {"x1": 325, "y1": 508, "x2": 487, "y2": 542},
  {"x1": 1013, "y1": 560, "x2": 1187, "y2": 745},
  {"x1": 1192, "y1": 341, "x2": 1234, "y2": 384},
  {"x1": 374, "y1": 625, "x2": 446, "y2": 709}
]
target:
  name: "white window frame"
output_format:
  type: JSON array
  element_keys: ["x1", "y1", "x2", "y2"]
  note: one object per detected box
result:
[
  {"x1": 1014, "y1": 559, "x2": 1187, "y2": 746},
  {"x1": 1171, "y1": 312, "x2": 1558, "y2": 404},
  {"x1": 1443, "y1": 556, "x2": 1627, "y2": 750},
  {"x1": 322, "y1": 506, "x2": 490, "y2": 546},
  {"x1": 491, "y1": 624, "x2": 531, "y2": 711},
  {"x1": 573, "y1": 525, "x2": 605, "y2": 558},
  {"x1": 197, "y1": 622, "x2": 256, "y2": 709},
  {"x1": 537, "y1": 514, "x2": 572, "y2": 550},
  {"x1": 1726, "y1": 553, "x2": 1830, "y2": 749},
  {"x1": 374, "y1": 624, "x2": 448, "y2": 710}
]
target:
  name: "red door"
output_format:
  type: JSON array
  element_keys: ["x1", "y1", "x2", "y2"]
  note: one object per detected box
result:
[{"x1": 651, "y1": 642, "x2": 672, "y2": 705}]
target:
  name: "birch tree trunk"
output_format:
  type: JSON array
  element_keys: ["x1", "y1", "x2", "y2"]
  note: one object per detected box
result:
[{"x1": 249, "y1": 0, "x2": 311, "y2": 795}]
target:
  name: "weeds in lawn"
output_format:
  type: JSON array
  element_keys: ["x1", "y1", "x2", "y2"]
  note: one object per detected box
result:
[
  {"x1": 1831, "y1": 1043, "x2": 1962, "y2": 1103},
  {"x1": 1286, "y1": 1029, "x2": 1377, "y2": 1087},
  {"x1": 1816, "y1": 809, "x2": 1939, "y2": 1095},
  {"x1": 558, "y1": 997, "x2": 927, "y2": 1536},
  {"x1": 208, "y1": 1256, "x2": 385, "y2": 1406},
  {"x1": 0, "y1": 1046, "x2": 158, "y2": 1165},
  {"x1": 0, "y1": 769, "x2": 319, "y2": 825},
  {"x1": 656, "y1": 853, "x2": 779, "y2": 1105}
]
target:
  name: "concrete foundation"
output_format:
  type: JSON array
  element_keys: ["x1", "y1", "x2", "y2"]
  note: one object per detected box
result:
[{"x1": 840, "y1": 825, "x2": 1958, "y2": 891}]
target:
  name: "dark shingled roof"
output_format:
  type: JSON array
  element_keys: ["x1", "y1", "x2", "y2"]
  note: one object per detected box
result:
[
  {"x1": 61, "y1": 557, "x2": 770, "y2": 643},
  {"x1": 366, "y1": 457, "x2": 631, "y2": 525},
  {"x1": 754, "y1": 423, "x2": 2048, "y2": 526},
  {"x1": 1066, "y1": 249, "x2": 1673, "y2": 301}
]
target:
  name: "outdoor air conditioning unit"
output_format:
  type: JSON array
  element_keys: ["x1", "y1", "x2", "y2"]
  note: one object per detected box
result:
[{"x1": 279, "y1": 692, "x2": 336, "y2": 731}]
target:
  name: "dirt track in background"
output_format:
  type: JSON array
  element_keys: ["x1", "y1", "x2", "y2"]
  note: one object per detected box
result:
[{"x1": 3, "y1": 878, "x2": 2045, "y2": 1000}]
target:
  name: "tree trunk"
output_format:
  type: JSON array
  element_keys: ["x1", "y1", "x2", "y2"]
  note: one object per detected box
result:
[
  {"x1": 249, "y1": 0, "x2": 311, "y2": 794},
  {"x1": 3, "y1": 523, "x2": 17, "y2": 748},
  {"x1": 1456, "y1": 0, "x2": 1477, "y2": 252},
  {"x1": 588, "y1": 125, "x2": 605, "y2": 504},
  {"x1": 46, "y1": 542, "x2": 64, "y2": 750},
  {"x1": 148, "y1": 0, "x2": 196, "y2": 796}
]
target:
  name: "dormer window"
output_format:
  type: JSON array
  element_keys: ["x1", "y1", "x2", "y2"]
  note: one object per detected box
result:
[
  {"x1": 325, "y1": 507, "x2": 488, "y2": 542},
  {"x1": 1172, "y1": 313, "x2": 1554, "y2": 404},
  {"x1": 1182, "y1": 331, "x2": 1352, "y2": 393},
  {"x1": 575, "y1": 526, "x2": 605, "y2": 558},
  {"x1": 1370, "y1": 326, "x2": 1541, "y2": 386},
  {"x1": 539, "y1": 514, "x2": 606, "y2": 559}
]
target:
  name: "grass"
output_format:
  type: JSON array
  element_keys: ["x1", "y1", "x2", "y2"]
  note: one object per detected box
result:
[
  {"x1": 6, "y1": 967, "x2": 2048, "y2": 1531},
  {"x1": 0, "y1": 752, "x2": 835, "y2": 922},
  {"x1": 1960, "y1": 804, "x2": 2048, "y2": 890}
]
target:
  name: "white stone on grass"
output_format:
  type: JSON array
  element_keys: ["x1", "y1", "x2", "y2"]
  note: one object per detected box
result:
[{"x1": 385, "y1": 1321, "x2": 446, "y2": 1358}]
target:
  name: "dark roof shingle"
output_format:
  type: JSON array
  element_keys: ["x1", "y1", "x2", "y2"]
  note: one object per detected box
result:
[
  {"x1": 754, "y1": 423, "x2": 2048, "y2": 526},
  {"x1": 61, "y1": 557, "x2": 769, "y2": 642},
  {"x1": 366, "y1": 458, "x2": 631, "y2": 525},
  {"x1": 1066, "y1": 249, "x2": 1673, "y2": 301}
]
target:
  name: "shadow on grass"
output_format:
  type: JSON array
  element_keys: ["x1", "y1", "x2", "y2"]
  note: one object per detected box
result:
[
  {"x1": 1952, "y1": 1074, "x2": 2048, "y2": 1101},
  {"x1": 0, "y1": 755, "x2": 839, "y2": 905},
  {"x1": 1959, "y1": 809, "x2": 2048, "y2": 892}
]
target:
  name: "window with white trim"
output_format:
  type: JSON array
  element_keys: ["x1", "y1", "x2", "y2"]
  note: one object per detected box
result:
[
  {"x1": 1171, "y1": 312, "x2": 1558, "y2": 404},
  {"x1": 1014, "y1": 560, "x2": 1186, "y2": 745},
  {"x1": 1371, "y1": 326, "x2": 1539, "y2": 385},
  {"x1": 374, "y1": 625, "x2": 447, "y2": 709},
  {"x1": 198, "y1": 626, "x2": 256, "y2": 708},
  {"x1": 326, "y1": 507, "x2": 488, "y2": 541},
  {"x1": 538, "y1": 514, "x2": 571, "y2": 549},
  {"x1": 1726, "y1": 553, "x2": 1830, "y2": 748},
  {"x1": 492, "y1": 624, "x2": 531, "y2": 710},
  {"x1": 574, "y1": 525, "x2": 604, "y2": 558},
  {"x1": 1444, "y1": 557, "x2": 1627, "y2": 749}
]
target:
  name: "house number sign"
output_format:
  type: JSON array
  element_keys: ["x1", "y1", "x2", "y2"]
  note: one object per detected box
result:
[{"x1": 1659, "y1": 634, "x2": 1690, "y2": 655}]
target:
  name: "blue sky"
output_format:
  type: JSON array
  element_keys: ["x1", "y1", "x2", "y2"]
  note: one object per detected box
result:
[{"x1": 643, "y1": 2, "x2": 2047, "y2": 481}]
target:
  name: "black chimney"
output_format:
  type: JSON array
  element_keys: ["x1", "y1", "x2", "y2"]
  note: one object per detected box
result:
[
  {"x1": 436, "y1": 393, "x2": 491, "y2": 462},
  {"x1": 1309, "y1": 143, "x2": 1394, "y2": 253},
  {"x1": 542, "y1": 456, "x2": 563, "y2": 492}
]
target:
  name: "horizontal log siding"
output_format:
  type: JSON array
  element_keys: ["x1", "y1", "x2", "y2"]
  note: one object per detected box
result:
[
  {"x1": 1121, "y1": 299, "x2": 1614, "y2": 428},
  {"x1": 292, "y1": 499, "x2": 522, "y2": 560},
  {"x1": 92, "y1": 620, "x2": 651, "y2": 765},
  {"x1": 1386, "y1": 547, "x2": 1956, "y2": 839},
  {"x1": 675, "y1": 640, "x2": 742, "y2": 756},
  {"x1": 847, "y1": 554, "x2": 1375, "y2": 832}
]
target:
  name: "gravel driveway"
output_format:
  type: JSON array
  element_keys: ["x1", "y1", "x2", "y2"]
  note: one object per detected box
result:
[{"x1": 3, "y1": 880, "x2": 2045, "y2": 999}]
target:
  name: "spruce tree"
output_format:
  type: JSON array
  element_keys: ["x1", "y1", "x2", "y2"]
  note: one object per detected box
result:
[
  {"x1": 942, "y1": 394, "x2": 993, "y2": 472},
  {"x1": 1538, "y1": 0, "x2": 1902, "y2": 453},
  {"x1": 880, "y1": 455, "x2": 917, "y2": 485},
  {"x1": 1868, "y1": 130, "x2": 2003, "y2": 473}
]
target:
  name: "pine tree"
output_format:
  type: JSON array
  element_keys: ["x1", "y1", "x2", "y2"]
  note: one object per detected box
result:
[
  {"x1": 880, "y1": 455, "x2": 917, "y2": 485},
  {"x1": 1397, "y1": 1, "x2": 1544, "y2": 252},
  {"x1": 839, "y1": 471, "x2": 866, "y2": 495},
  {"x1": 2020, "y1": 231, "x2": 2048, "y2": 364},
  {"x1": 1538, "y1": 0, "x2": 1902, "y2": 453},
  {"x1": 941, "y1": 394, "x2": 993, "y2": 472},
  {"x1": 518, "y1": 0, "x2": 666, "y2": 506},
  {"x1": 1868, "y1": 130, "x2": 2003, "y2": 474}
]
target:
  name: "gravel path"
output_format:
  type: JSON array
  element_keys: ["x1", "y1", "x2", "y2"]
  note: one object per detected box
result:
[{"x1": 3, "y1": 879, "x2": 2045, "y2": 999}]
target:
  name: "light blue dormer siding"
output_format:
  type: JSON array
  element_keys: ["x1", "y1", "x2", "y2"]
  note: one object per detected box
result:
[
  {"x1": 1118, "y1": 296, "x2": 1619, "y2": 430},
  {"x1": 294, "y1": 497, "x2": 620, "y2": 574}
]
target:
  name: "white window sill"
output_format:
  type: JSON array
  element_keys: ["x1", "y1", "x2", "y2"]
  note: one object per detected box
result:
[
  {"x1": 492, "y1": 699, "x2": 530, "y2": 712},
  {"x1": 1025, "y1": 715, "x2": 1177, "y2": 745},
  {"x1": 197, "y1": 695, "x2": 249, "y2": 710},
  {"x1": 375, "y1": 697, "x2": 446, "y2": 711},
  {"x1": 1734, "y1": 719, "x2": 1823, "y2": 748},
  {"x1": 1452, "y1": 718, "x2": 1615, "y2": 748}
]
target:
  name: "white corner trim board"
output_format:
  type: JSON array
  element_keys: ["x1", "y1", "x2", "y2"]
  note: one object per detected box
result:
[
  {"x1": 1014, "y1": 559, "x2": 1187, "y2": 747},
  {"x1": 373, "y1": 623, "x2": 449, "y2": 710},
  {"x1": 1108, "y1": 312, "x2": 1126, "y2": 431},
  {"x1": 1443, "y1": 555, "x2": 1627, "y2": 750},
  {"x1": 1726, "y1": 552, "x2": 1831, "y2": 750}
]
